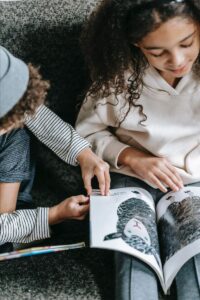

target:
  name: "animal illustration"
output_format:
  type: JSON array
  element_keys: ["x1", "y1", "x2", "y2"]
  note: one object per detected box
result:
[{"x1": 104, "y1": 197, "x2": 161, "y2": 267}]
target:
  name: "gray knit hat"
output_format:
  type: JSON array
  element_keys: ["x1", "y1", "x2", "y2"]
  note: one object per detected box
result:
[{"x1": 0, "y1": 46, "x2": 29, "y2": 118}]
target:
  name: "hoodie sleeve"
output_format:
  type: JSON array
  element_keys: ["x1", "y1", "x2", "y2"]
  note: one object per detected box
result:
[{"x1": 75, "y1": 95, "x2": 129, "y2": 168}]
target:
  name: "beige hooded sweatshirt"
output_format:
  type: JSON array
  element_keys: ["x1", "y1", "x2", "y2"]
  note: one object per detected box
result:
[{"x1": 76, "y1": 66, "x2": 200, "y2": 187}]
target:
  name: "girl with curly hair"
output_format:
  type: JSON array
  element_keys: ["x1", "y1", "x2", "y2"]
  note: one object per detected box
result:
[{"x1": 76, "y1": 0, "x2": 200, "y2": 299}]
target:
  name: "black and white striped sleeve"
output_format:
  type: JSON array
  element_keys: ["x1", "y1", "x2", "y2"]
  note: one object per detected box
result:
[
  {"x1": 0, "y1": 207, "x2": 50, "y2": 244},
  {"x1": 25, "y1": 105, "x2": 90, "y2": 166}
]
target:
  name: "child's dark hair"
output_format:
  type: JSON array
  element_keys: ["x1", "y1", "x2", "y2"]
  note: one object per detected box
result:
[
  {"x1": 80, "y1": 0, "x2": 200, "y2": 124},
  {"x1": 0, "y1": 64, "x2": 50, "y2": 130}
]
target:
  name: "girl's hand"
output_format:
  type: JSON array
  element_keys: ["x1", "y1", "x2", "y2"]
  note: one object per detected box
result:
[
  {"x1": 49, "y1": 195, "x2": 89, "y2": 225},
  {"x1": 77, "y1": 148, "x2": 110, "y2": 196},
  {"x1": 118, "y1": 147, "x2": 184, "y2": 193}
]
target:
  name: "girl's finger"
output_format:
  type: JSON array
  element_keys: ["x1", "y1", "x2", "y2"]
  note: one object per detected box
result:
[
  {"x1": 166, "y1": 164, "x2": 184, "y2": 188},
  {"x1": 148, "y1": 174, "x2": 168, "y2": 193},
  {"x1": 155, "y1": 170, "x2": 180, "y2": 192}
]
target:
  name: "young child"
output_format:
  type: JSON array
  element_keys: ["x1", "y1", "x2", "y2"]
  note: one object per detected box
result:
[
  {"x1": 0, "y1": 46, "x2": 92, "y2": 252},
  {"x1": 76, "y1": 0, "x2": 200, "y2": 299}
]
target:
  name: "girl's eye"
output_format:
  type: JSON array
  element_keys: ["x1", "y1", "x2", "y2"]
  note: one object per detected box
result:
[
  {"x1": 150, "y1": 52, "x2": 164, "y2": 58},
  {"x1": 181, "y1": 41, "x2": 194, "y2": 48},
  {"x1": 149, "y1": 41, "x2": 194, "y2": 57}
]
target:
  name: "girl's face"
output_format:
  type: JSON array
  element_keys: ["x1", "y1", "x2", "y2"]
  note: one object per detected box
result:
[{"x1": 137, "y1": 17, "x2": 200, "y2": 86}]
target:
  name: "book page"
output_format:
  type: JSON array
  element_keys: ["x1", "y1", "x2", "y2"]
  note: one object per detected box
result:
[
  {"x1": 157, "y1": 186, "x2": 200, "y2": 290},
  {"x1": 90, "y1": 187, "x2": 164, "y2": 287}
]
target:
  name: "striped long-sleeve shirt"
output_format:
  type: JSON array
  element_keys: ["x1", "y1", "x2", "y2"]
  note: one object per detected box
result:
[
  {"x1": 25, "y1": 105, "x2": 90, "y2": 165},
  {"x1": 0, "y1": 106, "x2": 90, "y2": 244},
  {"x1": 0, "y1": 208, "x2": 50, "y2": 244}
]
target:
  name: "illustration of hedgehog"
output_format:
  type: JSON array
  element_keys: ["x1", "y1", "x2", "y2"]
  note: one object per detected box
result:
[
  {"x1": 158, "y1": 190, "x2": 200, "y2": 264},
  {"x1": 104, "y1": 197, "x2": 161, "y2": 267}
]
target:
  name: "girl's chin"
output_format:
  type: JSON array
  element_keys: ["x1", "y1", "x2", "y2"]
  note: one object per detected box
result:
[{"x1": 168, "y1": 63, "x2": 192, "y2": 77}]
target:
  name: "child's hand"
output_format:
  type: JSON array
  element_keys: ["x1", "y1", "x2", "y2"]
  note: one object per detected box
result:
[
  {"x1": 77, "y1": 148, "x2": 110, "y2": 196},
  {"x1": 49, "y1": 195, "x2": 89, "y2": 225},
  {"x1": 118, "y1": 147, "x2": 183, "y2": 193}
]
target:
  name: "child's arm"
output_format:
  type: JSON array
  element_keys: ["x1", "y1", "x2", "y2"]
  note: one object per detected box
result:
[
  {"x1": 25, "y1": 105, "x2": 90, "y2": 166},
  {"x1": 48, "y1": 195, "x2": 89, "y2": 224},
  {"x1": 25, "y1": 105, "x2": 110, "y2": 195},
  {"x1": 0, "y1": 207, "x2": 50, "y2": 243},
  {"x1": 0, "y1": 182, "x2": 19, "y2": 213},
  {"x1": 0, "y1": 195, "x2": 89, "y2": 244}
]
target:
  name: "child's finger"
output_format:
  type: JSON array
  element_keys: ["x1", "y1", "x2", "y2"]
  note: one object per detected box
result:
[
  {"x1": 104, "y1": 170, "x2": 111, "y2": 195},
  {"x1": 83, "y1": 174, "x2": 93, "y2": 196},
  {"x1": 78, "y1": 196, "x2": 90, "y2": 205},
  {"x1": 78, "y1": 203, "x2": 89, "y2": 215},
  {"x1": 95, "y1": 168, "x2": 107, "y2": 196}
]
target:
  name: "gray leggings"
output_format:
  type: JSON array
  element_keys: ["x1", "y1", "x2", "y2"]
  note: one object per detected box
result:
[{"x1": 111, "y1": 173, "x2": 200, "y2": 300}]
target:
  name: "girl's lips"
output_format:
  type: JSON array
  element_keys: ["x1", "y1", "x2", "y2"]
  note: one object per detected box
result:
[{"x1": 169, "y1": 64, "x2": 188, "y2": 74}]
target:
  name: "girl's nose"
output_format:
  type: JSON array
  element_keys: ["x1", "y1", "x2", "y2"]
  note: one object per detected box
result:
[{"x1": 168, "y1": 51, "x2": 185, "y2": 68}]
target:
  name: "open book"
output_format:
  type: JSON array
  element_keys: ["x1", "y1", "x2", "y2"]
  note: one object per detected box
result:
[{"x1": 90, "y1": 186, "x2": 200, "y2": 294}]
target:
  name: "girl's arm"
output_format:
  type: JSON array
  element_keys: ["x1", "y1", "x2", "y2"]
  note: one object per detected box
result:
[
  {"x1": 76, "y1": 95, "x2": 130, "y2": 168},
  {"x1": 76, "y1": 95, "x2": 183, "y2": 192},
  {"x1": 25, "y1": 105, "x2": 110, "y2": 195}
]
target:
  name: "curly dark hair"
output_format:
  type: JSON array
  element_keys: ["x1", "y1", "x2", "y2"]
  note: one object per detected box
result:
[
  {"x1": 80, "y1": 0, "x2": 200, "y2": 125},
  {"x1": 0, "y1": 63, "x2": 50, "y2": 130}
]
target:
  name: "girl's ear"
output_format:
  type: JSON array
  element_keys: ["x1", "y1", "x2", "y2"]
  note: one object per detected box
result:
[{"x1": 134, "y1": 43, "x2": 139, "y2": 47}]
